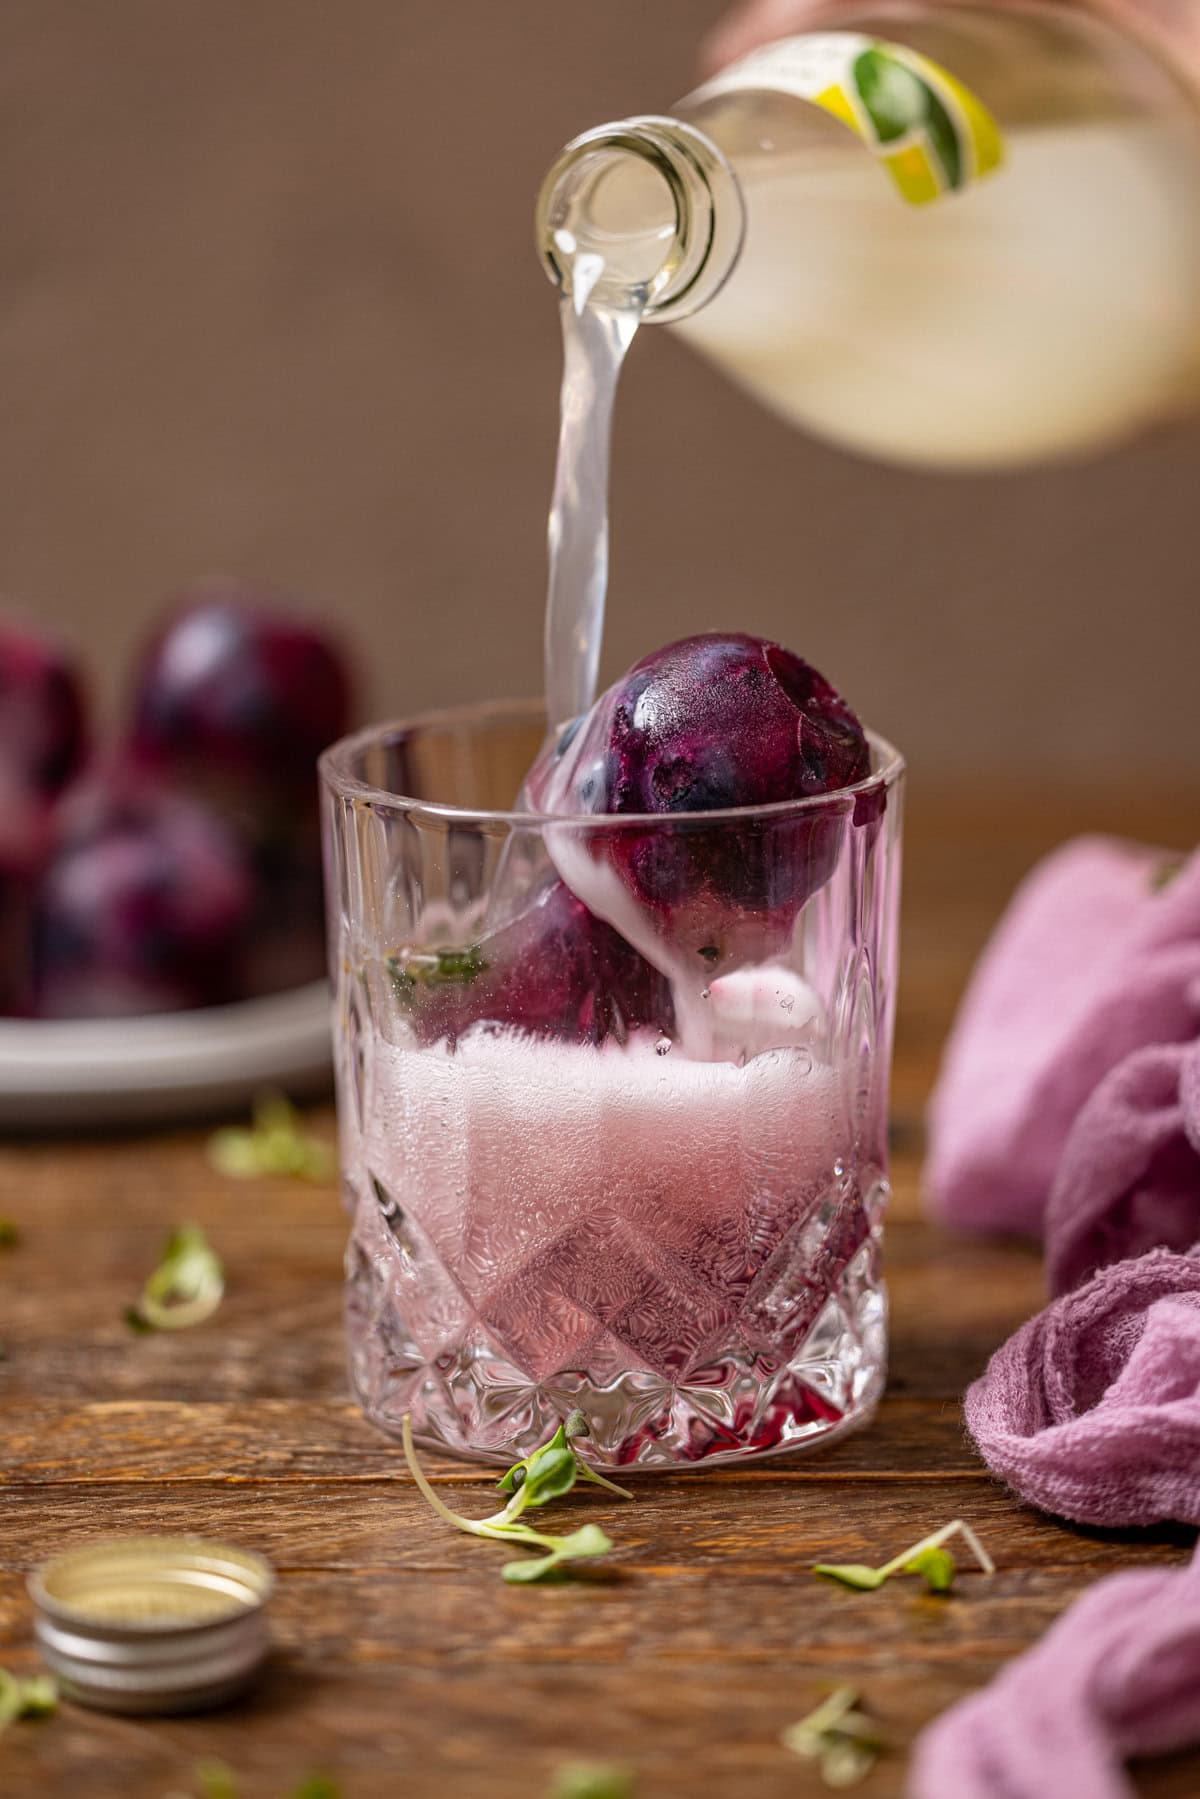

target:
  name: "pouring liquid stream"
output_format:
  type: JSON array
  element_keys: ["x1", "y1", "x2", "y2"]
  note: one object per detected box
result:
[
  {"x1": 538, "y1": 229, "x2": 725, "y2": 1058},
  {"x1": 543, "y1": 240, "x2": 642, "y2": 734}
]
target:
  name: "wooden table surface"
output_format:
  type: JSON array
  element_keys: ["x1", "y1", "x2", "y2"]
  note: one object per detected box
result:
[{"x1": 2, "y1": 785, "x2": 1197, "y2": 1799}]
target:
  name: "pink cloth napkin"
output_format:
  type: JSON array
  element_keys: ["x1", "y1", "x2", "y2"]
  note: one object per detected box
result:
[
  {"x1": 963, "y1": 1248, "x2": 1200, "y2": 1528},
  {"x1": 913, "y1": 834, "x2": 1200, "y2": 1796},
  {"x1": 908, "y1": 1541, "x2": 1200, "y2": 1799},
  {"x1": 1046, "y1": 1036, "x2": 1200, "y2": 1297},
  {"x1": 926, "y1": 838, "x2": 1200, "y2": 1237}
]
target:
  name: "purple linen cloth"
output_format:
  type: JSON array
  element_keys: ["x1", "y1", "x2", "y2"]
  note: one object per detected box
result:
[
  {"x1": 925, "y1": 838, "x2": 1200, "y2": 1237},
  {"x1": 908, "y1": 1541, "x2": 1200, "y2": 1799},
  {"x1": 1046, "y1": 1036, "x2": 1200, "y2": 1297},
  {"x1": 963, "y1": 1249, "x2": 1200, "y2": 1528}
]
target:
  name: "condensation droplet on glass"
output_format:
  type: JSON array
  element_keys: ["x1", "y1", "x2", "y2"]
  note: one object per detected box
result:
[
  {"x1": 794, "y1": 1048, "x2": 813, "y2": 1076},
  {"x1": 654, "y1": 1035, "x2": 672, "y2": 1057},
  {"x1": 700, "y1": 987, "x2": 711, "y2": 1002}
]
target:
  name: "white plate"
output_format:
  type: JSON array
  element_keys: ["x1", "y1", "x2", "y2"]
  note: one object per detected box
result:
[{"x1": 0, "y1": 981, "x2": 333, "y2": 1130}]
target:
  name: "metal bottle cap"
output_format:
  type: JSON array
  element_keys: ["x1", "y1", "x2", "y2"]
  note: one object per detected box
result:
[{"x1": 29, "y1": 1536, "x2": 275, "y2": 1714}]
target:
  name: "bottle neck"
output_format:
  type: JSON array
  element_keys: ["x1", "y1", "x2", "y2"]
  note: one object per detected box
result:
[{"x1": 535, "y1": 115, "x2": 745, "y2": 322}]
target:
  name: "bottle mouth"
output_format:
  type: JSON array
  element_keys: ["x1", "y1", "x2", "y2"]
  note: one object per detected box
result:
[{"x1": 535, "y1": 116, "x2": 745, "y2": 322}]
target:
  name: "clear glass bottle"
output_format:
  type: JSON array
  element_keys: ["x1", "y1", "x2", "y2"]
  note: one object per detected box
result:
[{"x1": 536, "y1": 3, "x2": 1200, "y2": 467}]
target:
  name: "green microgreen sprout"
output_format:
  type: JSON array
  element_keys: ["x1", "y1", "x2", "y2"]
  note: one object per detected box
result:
[
  {"x1": 124, "y1": 1223, "x2": 224, "y2": 1333},
  {"x1": 781, "y1": 1687, "x2": 882, "y2": 1788},
  {"x1": 548, "y1": 1761, "x2": 636, "y2": 1799},
  {"x1": 402, "y1": 1411, "x2": 631, "y2": 1584},
  {"x1": 499, "y1": 1409, "x2": 633, "y2": 1502},
  {"x1": 0, "y1": 1669, "x2": 58, "y2": 1732},
  {"x1": 387, "y1": 944, "x2": 488, "y2": 1007},
  {"x1": 208, "y1": 1091, "x2": 335, "y2": 1183},
  {"x1": 814, "y1": 1519, "x2": 993, "y2": 1595},
  {"x1": 0, "y1": 1218, "x2": 19, "y2": 1248}
]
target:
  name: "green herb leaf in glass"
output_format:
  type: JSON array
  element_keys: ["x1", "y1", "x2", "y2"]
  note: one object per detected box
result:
[
  {"x1": 0, "y1": 1219, "x2": 19, "y2": 1248},
  {"x1": 290, "y1": 1778, "x2": 342, "y2": 1799},
  {"x1": 386, "y1": 944, "x2": 488, "y2": 1009},
  {"x1": 548, "y1": 1760, "x2": 635, "y2": 1799},
  {"x1": 125, "y1": 1224, "x2": 224, "y2": 1332},
  {"x1": 208, "y1": 1092, "x2": 335, "y2": 1183}
]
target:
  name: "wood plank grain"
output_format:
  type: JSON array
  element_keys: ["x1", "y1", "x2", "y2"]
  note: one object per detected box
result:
[
  {"x1": 0, "y1": 1395, "x2": 987, "y2": 1485},
  {"x1": 0, "y1": 1479, "x2": 1194, "y2": 1796}
]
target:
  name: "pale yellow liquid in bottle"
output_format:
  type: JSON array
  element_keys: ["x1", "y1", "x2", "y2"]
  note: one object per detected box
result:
[{"x1": 676, "y1": 108, "x2": 1200, "y2": 466}]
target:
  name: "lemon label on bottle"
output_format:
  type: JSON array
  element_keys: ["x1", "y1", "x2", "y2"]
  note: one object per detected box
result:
[{"x1": 694, "y1": 33, "x2": 1004, "y2": 205}]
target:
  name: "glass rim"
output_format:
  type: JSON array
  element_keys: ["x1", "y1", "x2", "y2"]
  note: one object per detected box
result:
[{"x1": 319, "y1": 698, "x2": 905, "y2": 829}]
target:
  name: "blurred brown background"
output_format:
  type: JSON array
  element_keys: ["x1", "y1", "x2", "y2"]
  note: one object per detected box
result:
[{"x1": 0, "y1": 0, "x2": 1197, "y2": 781}]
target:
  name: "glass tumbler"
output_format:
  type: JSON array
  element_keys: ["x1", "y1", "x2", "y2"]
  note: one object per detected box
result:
[{"x1": 321, "y1": 702, "x2": 903, "y2": 1469}]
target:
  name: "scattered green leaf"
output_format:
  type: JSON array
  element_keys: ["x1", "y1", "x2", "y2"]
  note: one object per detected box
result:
[
  {"x1": 781, "y1": 1687, "x2": 882, "y2": 1788},
  {"x1": 208, "y1": 1092, "x2": 335, "y2": 1183},
  {"x1": 194, "y1": 1764, "x2": 340, "y2": 1799},
  {"x1": 499, "y1": 1410, "x2": 633, "y2": 1502},
  {"x1": 904, "y1": 1545, "x2": 957, "y2": 1593},
  {"x1": 548, "y1": 1760, "x2": 635, "y2": 1799},
  {"x1": 124, "y1": 1224, "x2": 224, "y2": 1332},
  {"x1": 815, "y1": 1519, "x2": 993, "y2": 1595},
  {"x1": 502, "y1": 1524, "x2": 614, "y2": 1584},
  {"x1": 811, "y1": 1563, "x2": 887, "y2": 1592},
  {"x1": 518, "y1": 1443, "x2": 580, "y2": 1507},
  {"x1": 0, "y1": 1219, "x2": 19, "y2": 1248},
  {"x1": 195, "y1": 1763, "x2": 240, "y2": 1799},
  {"x1": 0, "y1": 1669, "x2": 58, "y2": 1732},
  {"x1": 402, "y1": 1413, "x2": 629, "y2": 1584}
]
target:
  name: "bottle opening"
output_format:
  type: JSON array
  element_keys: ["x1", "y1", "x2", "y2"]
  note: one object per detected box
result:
[{"x1": 536, "y1": 117, "x2": 745, "y2": 321}]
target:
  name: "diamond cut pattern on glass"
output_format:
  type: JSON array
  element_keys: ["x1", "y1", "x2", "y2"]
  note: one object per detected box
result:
[{"x1": 347, "y1": 1171, "x2": 889, "y2": 1470}]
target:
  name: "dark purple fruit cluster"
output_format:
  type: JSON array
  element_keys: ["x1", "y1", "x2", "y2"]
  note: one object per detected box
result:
[
  {"x1": 526, "y1": 633, "x2": 870, "y2": 967},
  {"x1": 0, "y1": 584, "x2": 353, "y2": 1019},
  {"x1": 34, "y1": 770, "x2": 255, "y2": 1018}
]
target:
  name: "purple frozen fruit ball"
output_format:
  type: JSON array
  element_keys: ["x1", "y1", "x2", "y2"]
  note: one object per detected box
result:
[
  {"x1": 0, "y1": 621, "x2": 88, "y2": 801},
  {"x1": 388, "y1": 878, "x2": 672, "y2": 1047},
  {"x1": 128, "y1": 580, "x2": 352, "y2": 801},
  {"x1": 32, "y1": 767, "x2": 255, "y2": 1018},
  {"x1": 526, "y1": 633, "x2": 871, "y2": 964}
]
